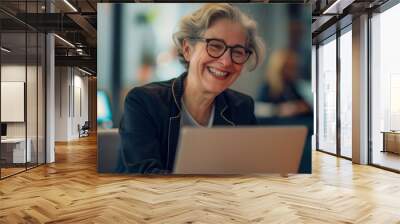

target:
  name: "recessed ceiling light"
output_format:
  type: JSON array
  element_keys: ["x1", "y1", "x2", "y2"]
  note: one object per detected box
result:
[
  {"x1": 322, "y1": 0, "x2": 354, "y2": 15},
  {"x1": 78, "y1": 67, "x2": 92, "y2": 76},
  {"x1": 63, "y1": 0, "x2": 78, "y2": 12},
  {"x1": 1, "y1": 47, "x2": 11, "y2": 53},
  {"x1": 54, "y1": 34, "x2": 75, "y2": 48}
]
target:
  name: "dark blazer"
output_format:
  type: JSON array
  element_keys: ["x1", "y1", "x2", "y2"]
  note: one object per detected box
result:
[{"x1": 118, "y1": 72, "x2": 257, "y2": 174}]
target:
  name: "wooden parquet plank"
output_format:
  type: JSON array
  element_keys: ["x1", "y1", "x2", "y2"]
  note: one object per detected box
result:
[{"x1": 1, "y1": 134, "x2": 400, "y2": 223}]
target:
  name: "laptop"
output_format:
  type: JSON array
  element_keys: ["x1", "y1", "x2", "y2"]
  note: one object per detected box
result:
[{"x1": 173, "y1": 126, "x2": 307, "y2": 174}]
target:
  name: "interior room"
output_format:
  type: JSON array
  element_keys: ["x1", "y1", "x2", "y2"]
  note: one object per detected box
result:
[
  {"x1": 1, "y1": 24, "x2": 46, "y2": 177},
  {"x1": 370, "y1": 3, "x2": 400, "y2": 170},
  {"x1": 0, "y1": 0, "x2": 400, "y2": 223}
]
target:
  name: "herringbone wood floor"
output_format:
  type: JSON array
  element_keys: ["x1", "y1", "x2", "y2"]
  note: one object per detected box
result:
[{"x1": 1, "y1": 134, "x2": 400, "y2": 224}]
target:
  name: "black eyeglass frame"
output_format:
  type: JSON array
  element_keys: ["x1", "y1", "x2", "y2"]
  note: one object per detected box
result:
[{"x1": 188, "y1": 37, "x2": 253, "y2": 64}]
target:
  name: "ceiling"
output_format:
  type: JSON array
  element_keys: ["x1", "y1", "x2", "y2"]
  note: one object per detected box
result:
[{"x1": 0, "y1": 0, "x2": 392, "y2": 74}]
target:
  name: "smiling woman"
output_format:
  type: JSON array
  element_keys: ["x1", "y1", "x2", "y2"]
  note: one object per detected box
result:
[{"x1": 118, "y1": 3, "x2": 265, "y2": 174}]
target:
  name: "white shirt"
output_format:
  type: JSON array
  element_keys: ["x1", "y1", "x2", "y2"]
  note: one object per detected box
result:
[{"x1": 180, "y1": 99, "x2": 215, "y2": 128}]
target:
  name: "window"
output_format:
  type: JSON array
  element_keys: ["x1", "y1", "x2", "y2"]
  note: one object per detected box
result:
[
  {"x1": 0, "y1": 1, "x2": 47, "y2": 179},
  {"x1": 370, "y1": 2, "x2": 400, "y2": 171},
  {"x1": 339, "y1": 28, "x2": 352, "y2": 158},
  {"x1": 317, "y1": 36, "x2": 337, "y2": 154}
]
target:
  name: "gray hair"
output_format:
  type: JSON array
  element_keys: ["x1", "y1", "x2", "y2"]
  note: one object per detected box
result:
[{"x1": 173, "y1": 3, "x2": 265, "y2": 71}]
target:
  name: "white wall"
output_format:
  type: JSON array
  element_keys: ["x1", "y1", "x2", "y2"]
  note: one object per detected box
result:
[
  {"x1": 75, "y1": 71, "x2": 89, "y2": 138},
  {"x1": 71, "y1": 73, "x2": 89, "y2": 138},
  {"x1": 1, "y1": 65, "x2": 38, "y2": 138},
  {"x1": 1, "y1": 64, "x2": 46, "y2": 164},
  {"x1": 1, "y1": 65, "x2": 26, "y2": 133},
  {"x1": 55, "y1": 67, "x2": 89, "y2": 141},
  {"x1": 55, "y1": 67, "x2": 69, "y2": 141},
  {"x1": 1, "y1": 65, "x2": 26, "y2": 81}
]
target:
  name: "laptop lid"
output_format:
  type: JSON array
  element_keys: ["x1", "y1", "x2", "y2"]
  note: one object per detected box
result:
[{"x1": 174, "y1": 126, "x2": 307, "y2": 174}]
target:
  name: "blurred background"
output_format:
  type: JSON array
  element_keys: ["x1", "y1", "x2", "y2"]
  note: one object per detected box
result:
[{"x1": 97, "y1": 3, "x2": 312, "y2": 129}]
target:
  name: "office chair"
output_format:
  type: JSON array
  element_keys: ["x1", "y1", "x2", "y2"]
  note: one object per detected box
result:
[{"x1": 78, "y1": 121, "x2": 90, "y2": 138}]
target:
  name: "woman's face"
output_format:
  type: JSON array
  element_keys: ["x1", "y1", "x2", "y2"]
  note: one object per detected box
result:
[{"x1": 184, "y1": 19, "x2": 247, "y2": 95}]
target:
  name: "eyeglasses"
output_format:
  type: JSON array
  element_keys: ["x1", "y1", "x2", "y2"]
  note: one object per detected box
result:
[{"x1": 189, "y1": 37, "x2": 252, "y2": 64}]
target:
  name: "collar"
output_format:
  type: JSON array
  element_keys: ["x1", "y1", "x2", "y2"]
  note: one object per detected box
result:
[{"x1": 171, "y1": 72, "x2": 234, "y2": 126}]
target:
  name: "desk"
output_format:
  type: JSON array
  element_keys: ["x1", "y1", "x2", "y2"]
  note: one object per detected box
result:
[
  {"x1": 1, "y1": 138, "x2": 31, "y2": 163},
  {"x1": 381, "y1": 131, "x2": 400, "y2": 154}
]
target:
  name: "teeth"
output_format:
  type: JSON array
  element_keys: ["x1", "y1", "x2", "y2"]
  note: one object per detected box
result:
[{"x1": 208, "y1": 67, "x2": 228, "y2": 77}]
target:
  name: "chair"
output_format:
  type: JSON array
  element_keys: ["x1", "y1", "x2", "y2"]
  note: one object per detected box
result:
[
  {"x1": 78, "y1": 121, "x2": 90, "y2": 138},
  {"x1": 97, "y1": 128, "x2": 120, "y2": 173}
]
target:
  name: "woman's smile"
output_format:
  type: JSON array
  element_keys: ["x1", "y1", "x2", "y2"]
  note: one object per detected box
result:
[{"x1": 206, "y1": 66, "x2": 231, "y2": 80}]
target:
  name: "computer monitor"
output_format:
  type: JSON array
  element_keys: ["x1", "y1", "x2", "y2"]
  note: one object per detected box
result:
[
  {"x1": 1, "y1": 123, "x2": 7, "y2": 137},
  {"x1": 97, "y1": 91, "x2": 112, "y2": 123}
]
